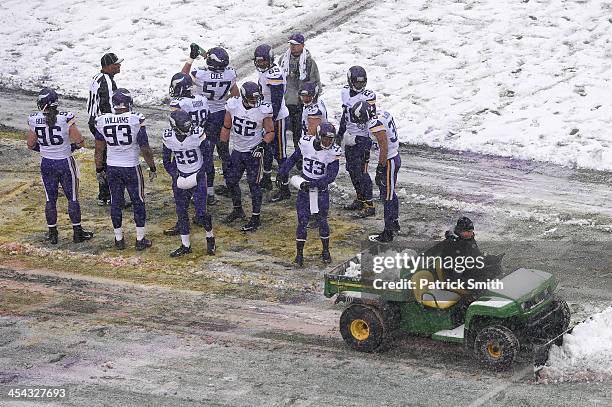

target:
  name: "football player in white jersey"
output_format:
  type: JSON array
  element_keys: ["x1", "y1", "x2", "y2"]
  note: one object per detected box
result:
[
  {"x1": 27, "y1": 88, "x2": 94, "y2": 244},
  {"x1": 163, "y1": 72, "x2": 211, "y2": 237},
  {"x1": 182, "y1": 45, "x2": 239, "y2": 202},
  {"x1": 253, "y1": 44, "x2": 292, "y2": 202},
  {"x1": 337, "y1": 66, "x2": 377, "y2": 218},
  {"x1": 218, "y1": 81, "x2": 274, "y2": 232},
  {"x1": 299, "y1": 81, "x2": 328, "y2": 137},
  {"x1": 162, "y1": 110, "x2": 216, "y2": 257},
  {"x1": 350, "y1": 101, "x2": 401, "y2": 243},
  {"x1": 94, "y1": 89, "x2": 157, "y2": 251},
  {"x1": 278, "y1": 122, "x2": 341, "y2": 267}
]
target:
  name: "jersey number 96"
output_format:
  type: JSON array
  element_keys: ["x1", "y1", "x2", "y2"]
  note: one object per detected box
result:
[{"x1": 35, "y1": 126, "x2": 63, "y2": 146}]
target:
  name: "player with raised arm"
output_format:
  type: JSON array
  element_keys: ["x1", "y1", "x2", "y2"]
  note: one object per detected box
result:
[
  {"x1": 182, "y1": 45, "x2": 239, "y2": 203},
  {"x1": 163, "y1": 72, "x2": 210, "y2": 237},
  {"x1": 27, "y1": 88, "x2": 94, "y2": 244},
  {"x1": 94, "y1": 89, "x2": 157, "y2": 251},
  {"x1": 336, "y1": 66, "x2": 377, "y2": 218},
  {"x1": 278, "y1": 123, "x2": 341, "y2": 267},
  {"x1": 218, "y1": 82, "x2": 274, "y2": 232},
  {"x1": 350, "y1": 101, "x2": 401, "y2": 243},
  {"x1": 162, "y1": 110, "x2": 216, "y2": 257},
  {"x1": 253, "y1": 44, "x2": 291, "y2": 202}
]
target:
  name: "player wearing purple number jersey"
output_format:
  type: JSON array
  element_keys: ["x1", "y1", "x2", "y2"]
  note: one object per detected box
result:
[
  {"x1": 162, "y1": 73, "x2": 212, "y2": 237},
  {"x1": 350, "y1": 101, "x2": 401, "y2": 243},
  {"x1": 337, "y1": 66, "x2": 377, "y2": 218},
  {"x1": 162, "y1": 110, "x2": 216, "y2": 257},
  {"x1": 94, "y1": 89, "x2": 157, "y2": 251},
  {"x1": 253, "y1": 44, "x2": 292, "y2": 202},
  {"x1": 218, "y1": 82, "x2": 274, "y2": 232},
  {"x1": 278, "y1": 123, "x2": 341, "y2": 267},
  {"x1": 182, "y1": 45, "x2": 239, "y2": 203},
  {"x1": 299, "y1": 82, "x2": 327, "y2": 137},
  {"x1": 27, "y1": 88, "x2": 94, "y2": 245}
]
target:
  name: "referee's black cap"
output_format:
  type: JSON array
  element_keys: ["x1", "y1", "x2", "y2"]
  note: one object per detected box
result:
[{"x1": 101, "y1": 53, "x2": 123, "y2": 67}]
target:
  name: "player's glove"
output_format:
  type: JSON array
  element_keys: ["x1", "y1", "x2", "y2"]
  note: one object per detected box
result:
[
  {"x1": 149, "y1": 167, "x2": 157, "y2": 182},
  {"x1": 32, "y1": 143, "x2": 41, "y2": 152},
  {"x1": 218, "y1": 141, "x2": 230, "y2": 162},
  {"x1": 299, "y1": 181, "x2": 310, "y2": 192},
  {"x1": 364, "y1": 149, "x2": 371, "y2": 163},
  {"x1": 96, "y1": 168, "x2": 106, "y2": 184},
  {"x1": 190, "y1": 43, "x2": 201, "y2": 60},
  {"x1": 375, "y1": 164, "x2": 386, "y2": 188},
  {"x1": 70, "y1": 143, "x2": 81, "y2": 152},
  {"x1": 251, "y1": 141, "x2": 267, "y2": 159}
]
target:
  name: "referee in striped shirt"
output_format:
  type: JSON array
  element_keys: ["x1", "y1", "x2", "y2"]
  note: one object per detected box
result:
[{"x1": 87, "y1": 53, "x2": 122, "y2": 205}]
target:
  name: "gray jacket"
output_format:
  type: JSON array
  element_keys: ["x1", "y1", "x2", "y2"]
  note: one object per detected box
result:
[{"x1": 279, "y1": 48, "x2": 321, "y2": 106}]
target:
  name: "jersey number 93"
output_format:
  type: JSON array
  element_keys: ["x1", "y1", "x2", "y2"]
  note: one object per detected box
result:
[{"x1": 103, "y1": 125, "x2": 132, "y2": 146}]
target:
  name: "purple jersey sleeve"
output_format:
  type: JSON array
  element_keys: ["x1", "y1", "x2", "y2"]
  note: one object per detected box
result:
[{"x1": 137, "y1": 127, "x2": 149, "y2": 147}]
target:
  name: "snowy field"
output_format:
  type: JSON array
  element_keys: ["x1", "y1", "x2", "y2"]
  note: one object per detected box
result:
[{"x1": 1, "y1": 0, "x2": 612, "y2": 170}]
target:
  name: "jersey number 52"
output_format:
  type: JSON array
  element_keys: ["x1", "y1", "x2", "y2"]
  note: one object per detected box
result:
[{"x1": 232, "y1": 117, "x2": 257, "y2": 137}]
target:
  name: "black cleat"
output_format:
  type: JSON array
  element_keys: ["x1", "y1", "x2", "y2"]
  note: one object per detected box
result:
[
  {"x1": 163, "y1": 224, "x2": 180, "y2": 236},
  {"x1": 294, "y1": 254, "x2": 304, "y2": 268},
  {"x1": 97, "y1": 199, "x2": 109, "y2": 206},
  {"x1": 224, "y1": 207, "x2": 246, "y2": 224},
  {"x1": 344, "y1": 199, "x2": 364, "y2": 211},
  {"x1": 321, "y1": 250, "x2": 332, "y2": 264},
  {"x1": 270, "y1": 187, "x2": 291, "y2": 203},
  {"x1": 170, "y1": 244, "x2": 192, "y2": 258},
  {"x1": 207, "y1": 194, "x2": 218, "y2": 206},
  {"x1": 214, "y1": 184, "x2": 231, "y2": 198},
  {"x1": 47, "y1": 227, "x2": 58, "y2": 245},
  {"x1": 73, "y1": 226, "x2": 94, "y2": 243},
  {"x1": 369, "y1": 229, "x2": 394, "y2": 243},
  {"x1": 260, "y1": 173, "x2": 273, "y2": 191},
  {"x1": 115, "y1": 238, "x2": 125, "y2": 250},
  {"x1": 355, "y1": 205, "x2": 375, "y2": 218},
  {"x1": 241, "y1": 216, "x2": 260, "y2": 232},
  {"x1": 206, "y1": 236, "x2": 216, "y2": 255},
  {"x1": 393, "y1": 220, "x2": 401, "y2": 233},
  {"x1": 135, "y1": 238, "x2": 152, "y2": 251}
]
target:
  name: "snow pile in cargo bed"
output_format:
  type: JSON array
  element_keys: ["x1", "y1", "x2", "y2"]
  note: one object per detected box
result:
[{"x1": 539, "y1": 306, "x2": 612, "y2": 382}]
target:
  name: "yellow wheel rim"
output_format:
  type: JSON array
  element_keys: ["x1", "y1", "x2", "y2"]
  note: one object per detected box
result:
[
  {"x1": 350, "y1": 319, "x2": 370, "y2": 341},
  {"x1": 487, "y1": 343, "x2": 502, "y2": 359}
]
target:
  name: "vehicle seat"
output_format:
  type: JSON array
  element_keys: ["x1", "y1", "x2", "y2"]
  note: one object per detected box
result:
[{"x1": 411, "y1": 270, "x2": 461, "y2": 309}]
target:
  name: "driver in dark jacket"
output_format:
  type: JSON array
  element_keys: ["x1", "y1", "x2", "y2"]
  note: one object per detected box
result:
[{"x1": 425, "y1": 217, "x2": 484, "y2": 296}]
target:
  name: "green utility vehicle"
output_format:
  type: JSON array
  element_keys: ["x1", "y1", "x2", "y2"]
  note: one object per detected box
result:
[{"x1": 324, "y1": 254, "x2": 570, "y2": 370}]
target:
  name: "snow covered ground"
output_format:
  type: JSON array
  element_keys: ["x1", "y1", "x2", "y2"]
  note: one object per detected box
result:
[
  {"x1": 541, "y1": 306, "x2": 612, "y2": 382},
  {"x1": 1, "y1": 0, "x2": 612, "y2": 170},
  {"x1": 0, "y1": 0, "x2": 333, "y2": 104}
]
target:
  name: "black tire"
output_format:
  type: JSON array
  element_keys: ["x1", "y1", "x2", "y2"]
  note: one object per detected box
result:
[
  {"x1": 339, "y1": 304, "x2": 386, "y2": 352},
  {"x1": 552, "y1": 300, "x2": 571, "y2": 334},
  {"x1": 473, "y1": 325, "x2": 520, "y2": 371}
]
